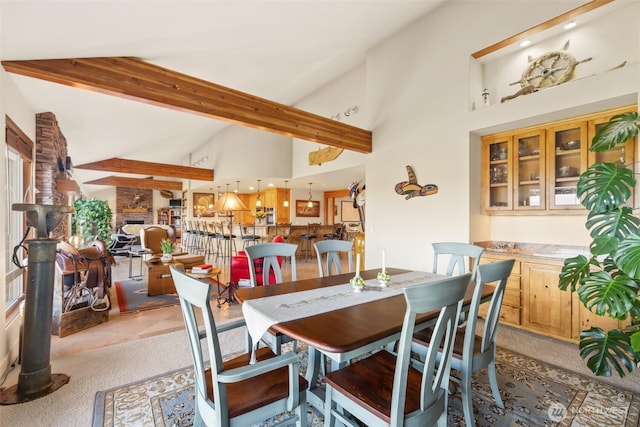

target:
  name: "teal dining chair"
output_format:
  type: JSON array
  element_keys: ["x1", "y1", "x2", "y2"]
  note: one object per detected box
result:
[
  {"x1": 432, "y1": 242, "x2": 484, "y2": 281},
  {"x1": 244, "y1": 242, "x2": 298, "y2": 355},
  {"x1": 323, "y1": 273, "x2": 472, "y2": 427},
  {"x1": 169, "y1": 265, "x2": 307, "y2": 427},
  {"x1": 412, "y1": 258, "x2": 515, "y2": 427},
  {"x1": 313, "y1": 239, "x2": 353, "y2": 277}
]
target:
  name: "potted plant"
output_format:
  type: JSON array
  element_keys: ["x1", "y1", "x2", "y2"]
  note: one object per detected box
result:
[
  {"x1": 255, "y1": 211, "x2": 265, "y2": 224},
  {"x1": 559, "y1": 111, "x2": 640, "y2": 377},
  {"x1": 71, "y1": 197, "x2": 113, "y2": 246},
  {"x1": 160, "y1": 238, "x2": 175, "y2": 264}
]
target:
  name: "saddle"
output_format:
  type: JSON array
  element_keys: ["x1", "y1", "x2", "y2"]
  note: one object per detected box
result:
[{"x1": 56, "y1": 240, "x2": 115, "y2": 301}]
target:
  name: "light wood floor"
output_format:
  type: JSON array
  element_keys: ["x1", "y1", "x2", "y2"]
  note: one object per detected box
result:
[{"x1": 50, "y1": 252, "x2": 325, "y2": 359}]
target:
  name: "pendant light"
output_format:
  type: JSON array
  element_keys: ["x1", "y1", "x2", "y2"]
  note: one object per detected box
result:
[
  {"x1": 235, "y1": 181, "x2": 240, "y2": 193},
  {"x1": 307, "y1": 182, "x2": 313, "y2": 208},
  {"x1": 283, "y1": 180, "x2": 289, "y2": 207},
  {"x1": 256, "y1": 179, "x2": 262, "y2": 207}
]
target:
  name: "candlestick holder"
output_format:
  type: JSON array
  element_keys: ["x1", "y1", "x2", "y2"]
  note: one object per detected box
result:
[
  {"x1": 377, "y1": 271, "x2": 391, "y2": 287},
  {"x1": 350, "y1": 275, "x2": 365, "y2": 292}
]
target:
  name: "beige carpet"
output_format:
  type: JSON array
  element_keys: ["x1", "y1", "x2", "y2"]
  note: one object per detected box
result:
[{"x1": 1, "y1": 323, "x2": 246, "y2": 427}]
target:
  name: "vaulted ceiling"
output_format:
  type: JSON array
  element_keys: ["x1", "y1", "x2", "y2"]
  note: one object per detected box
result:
[{"x1": 1, "y1": 1, "x2": 446, "y2": 195}]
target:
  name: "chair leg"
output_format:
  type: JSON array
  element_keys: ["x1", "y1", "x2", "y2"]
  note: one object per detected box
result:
[
  {"x1": 461, "y1": 368, "x2": 476, "y2": 427},
  {"x1": 193, "y1": 403, "x2": 204, "y2": 427},
  {"x1": 324, "y1": 385, "x2": 337, "y2": 427},
  {"x1": 487, "y1": 360, "x2": 504, "y2": 408},
  {"x1": 295, "y1": 399, "x2": 306, "y2": 427}
]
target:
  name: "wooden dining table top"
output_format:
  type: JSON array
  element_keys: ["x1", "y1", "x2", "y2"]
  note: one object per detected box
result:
[{"x1": 235, "y1": 267, "x2": 494, "y2": 357}]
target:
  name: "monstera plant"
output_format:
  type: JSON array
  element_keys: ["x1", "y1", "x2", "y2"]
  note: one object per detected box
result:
[{"x1": 559, "y1": 111, "x2": 640, "y2": 377}]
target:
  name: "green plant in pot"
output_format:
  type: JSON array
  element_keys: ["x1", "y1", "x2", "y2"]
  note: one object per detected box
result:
[
  {"x1": 559, "y1": 111, "x2": 640, "y2": 377},
  {"x1": 160, "y1": 238, "x2": 175, "y2": 264},
  {"x1": 71, "y1": 197, "x2": 113, "y2": 246}
]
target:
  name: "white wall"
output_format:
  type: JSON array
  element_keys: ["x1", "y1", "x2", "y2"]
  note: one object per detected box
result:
[
  {"x1": 186, "y1": 125, "x2": 292, "y2": 192},
  {"x1": 292, "y1": 63, "x2": 369, "y2": 180},
  {"x1": 363, "y1": 1, "x2": 639, "y2": 271}
]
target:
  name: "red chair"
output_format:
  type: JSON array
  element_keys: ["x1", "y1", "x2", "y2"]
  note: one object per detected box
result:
[{"x1": 231, "y1": 235, "x2": 284, "y2": 286}]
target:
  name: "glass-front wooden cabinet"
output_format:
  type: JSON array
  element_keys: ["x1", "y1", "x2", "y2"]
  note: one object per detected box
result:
[
  {"x1": 483, "y1": 134, "x2": 512, "y2": 211},
  {"x1": 548, "y1": 121, "x2": 587, "y2": 210},
  {"x1": 514, "y1": 130, "x2": 546, "y2": 210},
  {"x1": 481, "y1": 105, "x2": 636, "y2": 215}
]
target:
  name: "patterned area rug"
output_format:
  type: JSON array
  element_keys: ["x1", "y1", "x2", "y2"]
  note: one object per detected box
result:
[
  {"x1": 93, "y1": 346, "x2": 640, "y2": 426},
  {"x1": 114, "y1": 279, "x2": 181, "y2": 314}
]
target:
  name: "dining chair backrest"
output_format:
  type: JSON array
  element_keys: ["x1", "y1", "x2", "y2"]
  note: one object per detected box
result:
[
  {"x1": 393, "y1": 273, "x2": 471, "y2": 424},
  {"x1": 413, "y1": 258, "x2": 514, "y2": 427},
  {"x1": 244, "y1": 242, "x2": 298, "y2": 286},
  {"x1": 169, "y1": 265, "x2": 306, "y2": 426},
  {"x1": 466, "y1": 259, "x2": 515, "y2": 359},
  {"x1": 432, "y1": 242, "x2": 484, "y2": 281},
  {"x1": 324, "y1": 273, "x2": 471, "y2": 426},
  {"x1": 313, "y1": 239, "x2": 353, "y2": 277}
]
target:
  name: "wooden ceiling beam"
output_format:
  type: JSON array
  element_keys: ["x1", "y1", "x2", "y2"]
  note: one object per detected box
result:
[
  {"x1": 2, "y1": 57, "x2": 373, "y2": 153},
  {"x1": 84, "y1": 176, "x2": 183, "y2": 191},
  {"x1": 74, "y1": 157, "x2": 213, "y2": 181}
]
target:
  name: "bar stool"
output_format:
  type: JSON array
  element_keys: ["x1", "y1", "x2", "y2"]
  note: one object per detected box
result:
[
  {"x1": 274, "y1": 222, "x2": 291, "y2": 242},
  {"x1": 323, "y1": 223, "x2": 344, "y2": 240},
  {"x1": 240, "y1": 222, "x2": 261, "y2": 249},
  {"x1": 299, "y1": 222, "x2": 320, "y2": 262}
]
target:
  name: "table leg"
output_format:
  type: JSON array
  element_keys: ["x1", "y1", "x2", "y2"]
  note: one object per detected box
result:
[{"x1": 128, "y1": 252, "x2": 134, "y2": 278}]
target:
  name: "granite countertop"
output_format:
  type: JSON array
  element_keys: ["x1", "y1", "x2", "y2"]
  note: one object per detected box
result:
[{"x1": 474, "y1": 241, "x2": 589, "y2": 261}]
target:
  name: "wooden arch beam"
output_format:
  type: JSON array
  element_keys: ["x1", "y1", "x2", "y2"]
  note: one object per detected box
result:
[
  {"x1": 2, "y1": 57, "x2": 372, "y2": 153},
  {"x1": 74, "y1": 157, "x2": 213, "y2": 181}
]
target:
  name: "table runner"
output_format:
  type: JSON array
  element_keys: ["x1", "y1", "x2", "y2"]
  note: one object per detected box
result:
[{"x1": 242, "y1": 271, "x2": 441, "y2": 354}]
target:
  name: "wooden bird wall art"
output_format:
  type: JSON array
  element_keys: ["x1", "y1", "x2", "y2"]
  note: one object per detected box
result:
[{"x1": 395, "y1": 165, "x2": 438, "y2": 199}]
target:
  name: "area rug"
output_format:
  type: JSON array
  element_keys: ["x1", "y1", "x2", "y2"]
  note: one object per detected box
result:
[
  {"x1": 114, "y1": 279, "x2": 181, "y2": 314},
  {"x1": 93, "y1": 346, "x2": 640, "y2": 426}
]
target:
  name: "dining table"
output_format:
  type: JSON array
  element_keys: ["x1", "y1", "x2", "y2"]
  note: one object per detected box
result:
[{"x1": 234, "y1": 267, "x2": 494, "y2": 413}]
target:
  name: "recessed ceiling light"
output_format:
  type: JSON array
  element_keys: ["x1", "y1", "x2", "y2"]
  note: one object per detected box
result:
[
  {"x1": 519, "y1": 39, "x2": 532, "y2": 47},
  {"x1": 564, "y1": 20, "x2": 579, "y2": 30}
]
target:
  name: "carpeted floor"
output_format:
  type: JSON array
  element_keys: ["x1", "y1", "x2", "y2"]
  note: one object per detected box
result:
[
  {"x1": 93, "y1": 344, "x2": 640, "y2": 427},
  {"x1": 114, "y1": 279, "x2": 181, "y2": 314}
]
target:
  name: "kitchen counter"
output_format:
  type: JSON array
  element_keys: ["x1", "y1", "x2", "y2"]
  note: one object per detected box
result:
[{"x1": 474, "y1": 241, "x2": 589, "y2": 262}]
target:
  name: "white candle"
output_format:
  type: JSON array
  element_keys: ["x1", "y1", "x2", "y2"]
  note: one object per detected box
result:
[
  {"x1": 356, "y1": 253, "x2": 361, "y2": 276},
  {"x1": 382, "y1": 249, "x2": 386, "y2": 273}
]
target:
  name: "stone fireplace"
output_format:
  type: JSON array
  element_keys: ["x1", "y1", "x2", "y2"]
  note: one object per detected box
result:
[{"x1": 115, "y1": 187, "x2": 153, "y2": 231}]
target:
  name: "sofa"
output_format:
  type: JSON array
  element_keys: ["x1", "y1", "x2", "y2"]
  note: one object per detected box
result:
[{"x1": 231, "y1": 235, "x2": 284, "y2": 286}]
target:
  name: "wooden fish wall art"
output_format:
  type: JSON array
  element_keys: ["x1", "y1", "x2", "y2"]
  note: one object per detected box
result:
[{"x1": 395, "y1": 165, "x2": 438, "y2": 199}]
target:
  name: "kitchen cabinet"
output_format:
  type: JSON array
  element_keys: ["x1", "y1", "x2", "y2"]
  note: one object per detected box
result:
[
  {"x1": 478, "y1": 254, "x2": 522, "y2": 326},
  {"x1": 476, "y1": 243, "x2": 633, "y2": 343},
  {"x1": 572, "y1": 302, "x2": 626, "y2": 342},
  {"x1": 276, "y1": 188, "x2": 291, "y2": 223},
  {"x1": 481, "y1": 105, "x2": 636, "y2": 214},
  {"x1": 547, "y1": 120, "x2": 587, "y2": 210},
  {"x1": 522, "y1": 261, "x2": 572, "y2": 339},
  {"x1": 263, "y1": 188, "x2": 277, "y2": 208}
]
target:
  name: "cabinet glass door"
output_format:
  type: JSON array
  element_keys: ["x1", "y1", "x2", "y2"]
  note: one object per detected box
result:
[
  {"x1": 514, "y1": 130, "x2": 545, "y2": 210},
  {"x1": 588, "y1": 110, "x2": 636, "y2": 208},
  {"x1": 483, "y1": 136, "x2": 512, "y2": 211},
  {"x1": 548, "y1": 122, "x2": 587, "y2": 210}
]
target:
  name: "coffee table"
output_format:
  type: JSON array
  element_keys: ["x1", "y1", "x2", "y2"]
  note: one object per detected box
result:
[{"x1": 145, "y1": 260, "x2": 183, "y2": 296}]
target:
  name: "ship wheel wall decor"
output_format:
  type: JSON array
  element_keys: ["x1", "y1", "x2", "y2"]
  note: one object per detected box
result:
[
  {"x1": 395, "y1": 165, "x2": 438, "y2": 200},
  {"x1": 501, "y1": 40, "x2": 591, "y2": 103}
]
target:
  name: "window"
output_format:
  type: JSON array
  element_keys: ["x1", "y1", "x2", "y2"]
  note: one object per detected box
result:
[{"x1": 5, "y1": 147, "x2": 25, "y2": 310}]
